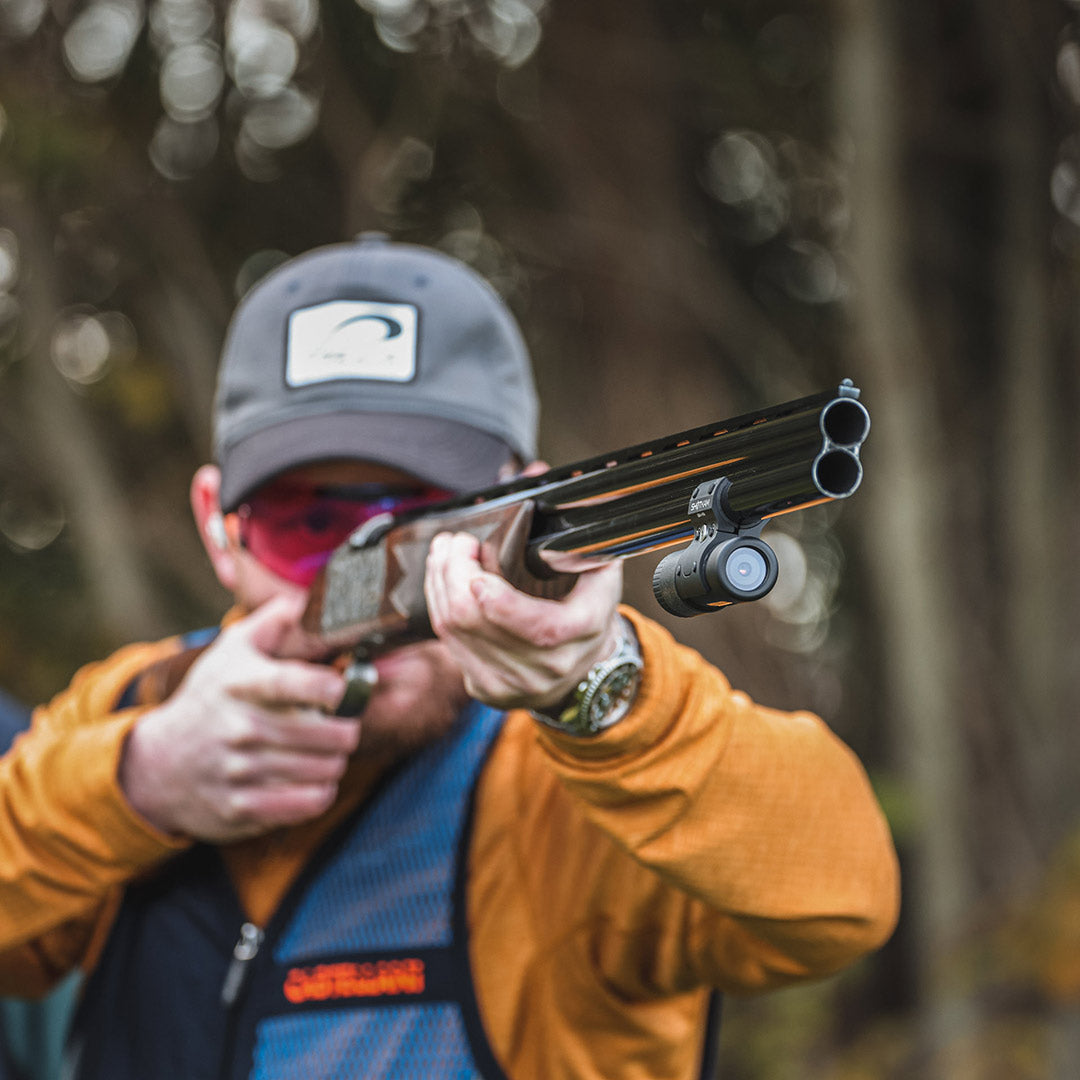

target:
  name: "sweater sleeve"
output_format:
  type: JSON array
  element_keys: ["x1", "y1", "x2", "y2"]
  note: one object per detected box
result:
[
  {"x1": 0, "y1": 641, "x2": 191, "y2": 991},
  {"x1": 528, "y1": 606, "x2": 900, "y2": 995}
]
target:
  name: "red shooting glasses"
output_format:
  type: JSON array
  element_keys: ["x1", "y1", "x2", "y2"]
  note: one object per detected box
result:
[{"x1": 233, "y1": 479, "x2": 452, "y2": 587}]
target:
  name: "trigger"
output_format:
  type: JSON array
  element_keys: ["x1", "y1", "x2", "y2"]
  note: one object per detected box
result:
[{"x1": 337, "y1": 660, "x2": 379, "y2": 717}]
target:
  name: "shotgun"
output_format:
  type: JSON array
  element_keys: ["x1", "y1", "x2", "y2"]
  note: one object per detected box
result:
[{"x1": 136, "y1": 381, "x2": 870, "y2": 712}]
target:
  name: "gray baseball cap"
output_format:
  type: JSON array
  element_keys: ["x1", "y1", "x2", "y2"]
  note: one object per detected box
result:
[{"x1": 213, "y1": 233, "x2": 540, "y2": 511}]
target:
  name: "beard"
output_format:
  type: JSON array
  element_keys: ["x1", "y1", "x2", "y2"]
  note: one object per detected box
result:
[{"x1": 354, "y1": 640, "x2": 471, "y2": 756}]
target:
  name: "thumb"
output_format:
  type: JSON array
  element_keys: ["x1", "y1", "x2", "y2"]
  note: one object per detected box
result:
[{"x1": 240, "y1": 593, "x2": 311, "y2": 659}]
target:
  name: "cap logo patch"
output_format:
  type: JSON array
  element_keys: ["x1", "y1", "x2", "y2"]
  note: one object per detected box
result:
[{"x1": 287, "y1": 301, "x2": 418, "y2": 386}]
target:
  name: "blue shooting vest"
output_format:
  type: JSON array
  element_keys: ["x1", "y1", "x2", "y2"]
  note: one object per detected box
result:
[{"x1": 67, "y1": 700, "x2": 509, "y2": 1080}]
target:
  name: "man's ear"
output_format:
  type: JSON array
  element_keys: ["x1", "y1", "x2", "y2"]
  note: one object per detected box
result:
[
  {"x1": 191, "y1": 464, "x2": 239, "y2": 591},
  {"x1": 499, "y1": 458, "x2": 549, "y2": 481}
]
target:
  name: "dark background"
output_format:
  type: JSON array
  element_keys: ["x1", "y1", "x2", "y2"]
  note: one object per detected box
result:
[{"x1": 2, "y1": 1, "x2": 1079, "y2": 1076}]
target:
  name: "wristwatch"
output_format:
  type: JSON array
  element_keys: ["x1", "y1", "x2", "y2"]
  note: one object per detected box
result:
[{"x1": 531, "y1": 617, "x2": 643, "y2": 737}]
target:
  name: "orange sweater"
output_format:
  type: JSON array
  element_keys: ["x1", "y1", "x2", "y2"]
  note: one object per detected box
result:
[{"x1": 0, "y1": 608, "x2": 899, "y2": 1078}]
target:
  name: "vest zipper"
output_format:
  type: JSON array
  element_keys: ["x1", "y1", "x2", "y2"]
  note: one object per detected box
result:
[
  {"x1": 221, "y1": 921, "x2": 264, "y2": 1007},
  {"x1": 219, "y1": 921, "x2": 265, "y2": 1080}
]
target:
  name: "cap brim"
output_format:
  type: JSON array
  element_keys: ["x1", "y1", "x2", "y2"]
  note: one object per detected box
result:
[{"x1": 218, "y1": 412, "x2": 515, "y2": 511}]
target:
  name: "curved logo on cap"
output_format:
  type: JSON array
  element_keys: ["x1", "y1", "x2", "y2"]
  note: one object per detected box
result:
[
  {"x1": 312, "y1": 314, "x2": 404, "y2": 361},
  {"x1": 326, "y1": 313, "x2": 403, "y2": 343},
  {"x1": 287, "y1": 301, "x2": 418, "y2": 386}
]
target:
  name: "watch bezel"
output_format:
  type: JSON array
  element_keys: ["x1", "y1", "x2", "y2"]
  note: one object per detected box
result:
[
  {"x1": 578, "y1": 658, "x2": 643, "y2": 732},
  {"x1": 531, "y1": 617, "x2": 643, "y2": 737}
]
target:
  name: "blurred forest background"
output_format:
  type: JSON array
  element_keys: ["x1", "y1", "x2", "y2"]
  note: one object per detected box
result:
[{"x1": 1, "y1": 0, "x2": 1079, "y2": 1077}]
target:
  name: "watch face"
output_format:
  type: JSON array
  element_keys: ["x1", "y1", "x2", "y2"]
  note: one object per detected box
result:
[{"x1": 584, "y1": 662, "x2": 642, "y2": 730}]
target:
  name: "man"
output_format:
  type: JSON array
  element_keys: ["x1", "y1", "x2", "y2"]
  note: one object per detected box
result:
[{"x1": 0, "y1": 234, "x2": 898, "y2": 1078}]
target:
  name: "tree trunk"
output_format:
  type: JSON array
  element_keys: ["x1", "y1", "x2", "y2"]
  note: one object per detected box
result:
[
  {"x1": 832, "y1": 2, "x2": 978, "y2": 1073},
  {"x1": 2, "y1": 190, "x2": 170, "y2": 644}
]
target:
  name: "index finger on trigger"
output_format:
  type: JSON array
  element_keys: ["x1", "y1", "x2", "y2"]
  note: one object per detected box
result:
[
  {"x1": 256, "y1": 707, "x2": 362, "y2": 755},
  {"x1": 236, "y1": 654, "x2": 347, "y2": 714}
]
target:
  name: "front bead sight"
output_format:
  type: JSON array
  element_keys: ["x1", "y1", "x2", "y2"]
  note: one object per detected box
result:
[{"x1": 652, "y1": 477, "x2": 779, "y2": 618}]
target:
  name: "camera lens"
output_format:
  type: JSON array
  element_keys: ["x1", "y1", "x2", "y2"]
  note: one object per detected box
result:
[{"x1": 724, "y1": 545, "x2": 769, "y2": 594}]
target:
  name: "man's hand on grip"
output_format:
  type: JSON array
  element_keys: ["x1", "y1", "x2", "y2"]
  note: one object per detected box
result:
[{"x1": 119, "y1": 595, "x2": 357, "y2": 843}]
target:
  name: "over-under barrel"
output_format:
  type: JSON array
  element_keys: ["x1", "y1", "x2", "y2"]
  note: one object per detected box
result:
[{"x1": 425, "y1": 380, "x2": 870, "y2": 575}]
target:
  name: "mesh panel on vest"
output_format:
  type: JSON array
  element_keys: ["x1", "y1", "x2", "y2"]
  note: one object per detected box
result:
[
  {"x1": 250, "y1": 1005, "x2": 480, "y2": 1080},
  {"x1": 274, "y1": 703, "x2": 502, "y2": 960}
]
